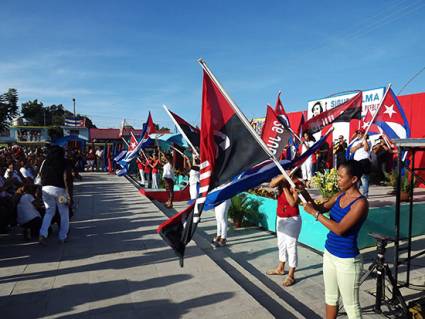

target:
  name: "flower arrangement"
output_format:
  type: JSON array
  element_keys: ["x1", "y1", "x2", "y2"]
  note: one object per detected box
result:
[{"x1": 311, "y1": 168, "x2": 339, "y2": 199}]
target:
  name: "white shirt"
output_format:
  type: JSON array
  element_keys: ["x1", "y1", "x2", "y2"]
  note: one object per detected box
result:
[
  {"x1": 301, "y1": 140, "x2": 315, "y2": 154},
  {"x1": 4, "y1": 169, "x2": 22, "y2": 183},
  {"x1": 352, "y1": 139, "x2": 371, "y2": 161},
  {"x1": 162, "y1": 163, "x2": 175, "y2": 180},
  {"x1": 189, "y1": 169, "x2": 200, "y2": 185},
  {"x1": 96, "y1": 150, "x2": 103, "y2": 158},
  {"x1": 17, "y1": 194, "x2": 41, "y2": 225},
  {"x1": 20, "y1": 167, "x2": 34, "y2": 179}
]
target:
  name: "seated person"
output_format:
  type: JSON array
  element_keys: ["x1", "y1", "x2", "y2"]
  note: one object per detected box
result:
[{"x1": 16, "y1": 184, "x2": 42, "y2": 240}]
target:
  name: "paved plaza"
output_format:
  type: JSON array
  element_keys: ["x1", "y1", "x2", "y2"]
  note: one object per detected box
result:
[{"x1": 1, "y1": 173, "x2": 424, "y2": 318}]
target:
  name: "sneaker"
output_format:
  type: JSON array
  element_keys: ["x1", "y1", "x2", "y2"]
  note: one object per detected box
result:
[{"x1": 39, "y1": 236, "x2": 48, "y2": 246}]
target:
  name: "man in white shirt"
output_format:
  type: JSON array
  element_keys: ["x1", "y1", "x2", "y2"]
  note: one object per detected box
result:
[
  {"x1": 350, "y1": 129, "x2": 372, "y2": 197},
  {"x1": 95, "y1": 147, "x2": 104, "y2": 172}
]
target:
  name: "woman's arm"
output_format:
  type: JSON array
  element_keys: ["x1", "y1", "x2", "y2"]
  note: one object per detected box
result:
[
  {"x1": 269, "y1": 175, "x2": 285, "y2": 188},
  {"x1": 304, "y1": 198, "x2": 368, "y2": 236},
  {"x1": 283, "y1": 187, "x2": 298, "y2": 207}
]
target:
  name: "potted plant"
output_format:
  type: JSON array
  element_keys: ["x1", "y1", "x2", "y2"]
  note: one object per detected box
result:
[
  {"x1": 385, "y1": 170, "x2": 414, "y2": 201},
  {"x1": 311, "y1": 168, "x2": 339, "y2": 201},
  {"x1": 228, "y1": 194, "x2": 261, "y2": 228}
]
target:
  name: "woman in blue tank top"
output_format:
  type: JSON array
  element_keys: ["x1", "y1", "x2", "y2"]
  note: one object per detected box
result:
[{"x1": 303, "y1": 160, "x2": 368, "y2": 319}]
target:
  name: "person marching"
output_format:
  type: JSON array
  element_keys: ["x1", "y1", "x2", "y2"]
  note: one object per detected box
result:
[{"x1": 151, "y1": 153, "x2": 160, "y2": 189}]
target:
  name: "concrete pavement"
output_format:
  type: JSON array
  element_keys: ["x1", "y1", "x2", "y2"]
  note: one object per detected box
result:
[{"x1": 0, "y1": 173, "x2": 277, "y2": 319}]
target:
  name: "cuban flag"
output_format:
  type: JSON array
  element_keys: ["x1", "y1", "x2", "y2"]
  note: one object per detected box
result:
[
  {"x1": 114, "y1": 119, "x2": 153, "y2": 175},
  {"x1": 274, "y1": 92, "x2": 290, "y2": 128},
  {"x1": 365, "y1": 88, "x2": 411, "y2": 139}
]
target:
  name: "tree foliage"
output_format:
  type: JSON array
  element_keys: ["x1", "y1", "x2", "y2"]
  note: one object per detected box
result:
[
  {"x1": 20, "y1": 100, "x2": 96, "y2": 128},
  {"x1": 21, "y1": 99, "x2": 45, "y2": 125},
  {"x1": 0, "y1": 88, "x2": 19, "y2": 131}
]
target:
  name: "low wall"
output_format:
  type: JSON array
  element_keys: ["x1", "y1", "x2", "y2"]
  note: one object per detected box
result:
[{"x1": 243, "y1": 193, "x2": 425, "y2": 252}]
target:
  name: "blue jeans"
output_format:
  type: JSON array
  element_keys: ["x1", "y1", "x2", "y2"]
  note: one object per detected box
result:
[{"x1": 360, "y1": 174, "x2": 369, "y2": 198}]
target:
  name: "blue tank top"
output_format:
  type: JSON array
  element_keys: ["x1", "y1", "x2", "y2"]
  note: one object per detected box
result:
[{"x1": 325, "y1": 193, "x2": 366, "y2": 258}]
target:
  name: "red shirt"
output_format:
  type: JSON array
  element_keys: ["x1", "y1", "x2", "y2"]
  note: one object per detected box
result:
[
  {"x1": 277, "y1": 188, "x2": 300, "y2": 218},
  {"x1": 137, "y1": 160, "x2": 144, "y2": 170},
  {"x1": 151, "y1": 159, "x2": 160, "y2": 174},
  {"x1": 144, "y1": 160, "x2": 151, "y2": 173}
]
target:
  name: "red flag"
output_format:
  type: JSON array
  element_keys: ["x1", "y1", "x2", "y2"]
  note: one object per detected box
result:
[
  {"x1": 143, "y1": 112, "x2": 156, "y2": 139},
  {"x1": 302, "y1": 92, "x2": 363, "y2": 134},
  {"x1": 261, "y1": 106, "x2": 291, "y2": 157},
  {"x1": 158, "y1": 67, "x2": 270, "y2": 265},
  {"x1": 166, "y1": 108, "x2": 200, "y2": 149}
]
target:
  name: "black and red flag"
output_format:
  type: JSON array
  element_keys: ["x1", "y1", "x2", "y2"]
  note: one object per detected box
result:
[
  {"x1": 163, "y1": 106, "x2": 200, "y2": 151},
  {"x1": 302, "y1": 91, "x2": 363, "y2": 134},
  {"x1": 261, "y1": 105, "x2": 291, "y2": 157},
  {"x1": 157, "y1": 61, "x2": 270, "y2": 265}
]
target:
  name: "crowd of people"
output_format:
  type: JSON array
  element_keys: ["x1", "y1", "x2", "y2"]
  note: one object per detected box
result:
[
  {"x1": 0, "y1": 144, "x2": 85, "y2": 244},
  {"x1": 297, "y1": 129, "x2": 398, "y2": 197}
]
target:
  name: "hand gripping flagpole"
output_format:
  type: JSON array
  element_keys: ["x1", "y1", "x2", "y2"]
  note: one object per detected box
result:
[
  {"x1": 163, "y1": 104, "x2": 200, "y2": 157},
  {"x1": 198, "y1": 58, "x2": 308, "y2": 203},
  {"x1": 363, "y1": 83, "x2": 391, "y2": 137}
]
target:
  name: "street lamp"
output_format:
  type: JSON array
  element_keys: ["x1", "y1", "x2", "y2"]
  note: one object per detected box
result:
[{"x1": 72, "y1": 98, "x2": 76, "y2": 118}]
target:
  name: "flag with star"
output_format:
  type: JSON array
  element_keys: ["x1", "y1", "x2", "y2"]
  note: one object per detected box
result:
[
  {"x1": 128, "y1": 132, "x2": 139, "y2": 151},
  {"x1": 367, "y1": 88, "x2": 411, "y2": 139}
]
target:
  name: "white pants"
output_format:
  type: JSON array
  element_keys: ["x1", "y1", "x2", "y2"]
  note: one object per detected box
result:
[
  {"x1": 189, "y1": 183, "x2": 198, "y2": 200},
  {"x1": 139, "y1": 169, "x2": 145, "y2": 185},
  {"x1": 39, "y1": 186, "x2": 70, "y2": 241},
  {"x1": 276, "y1": 216, "x2": 302, "y2": 268},
  {"x1": 215, "y1": 199, "x2": 230, "y2": 239},
  {"x1": 151, "y1": 173, "x2": 159, "y2": 189},
  {"x1": 301, "y1": 158, "x2": 313, "y2": 181}
]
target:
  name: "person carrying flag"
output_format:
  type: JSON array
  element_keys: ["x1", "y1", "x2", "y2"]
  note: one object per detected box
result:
[
  {"x1": 212, "y1": 199, "x2": 231, "y2": 247},
  {"x1": 136, "y1": 159, "x2": 145, "y2": 186},
  {"x1": 151, "y1": 153, "x2": 160, "y2": 189},
  {"x1": 302, "y1": 160, "x2": 369, "y2": 319},
  {"x1": 143, "y1": 155, "x2": 152, "y2": 188},
  {"x1": 162, "y1": 153, "x2": 175, "y2": 208},
  {"x1": 266, "y1": 173, "x2": 303, "y2": 287},
  {"x1": 300, "y1": 132, "x2": 315, "y2": 187},
  {"x1": 349, "y1": 129, "x2": 371, "y2": 198}
]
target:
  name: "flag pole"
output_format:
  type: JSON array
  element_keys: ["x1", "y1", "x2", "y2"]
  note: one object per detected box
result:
[
  {"x1": 163, "y1": 105, "x2": 199, "y2": 157},
  {"x1": 363, "y1": 83, "x2": 391, "y2": 137},
  {"x1": 198, "y1": 58, "x2": 308, "y2": 203}
]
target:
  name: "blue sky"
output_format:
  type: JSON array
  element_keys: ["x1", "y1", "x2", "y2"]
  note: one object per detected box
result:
[{"x1": 1, "y1": 0, "x2": 424, "y2": 129}]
